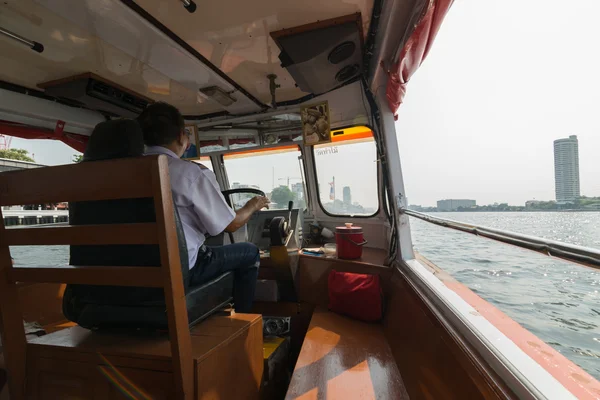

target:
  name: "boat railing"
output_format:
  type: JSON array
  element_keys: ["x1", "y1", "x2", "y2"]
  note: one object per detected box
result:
[
  {"x1": 397, "y1": 208, "x2": 598, "y2": 399},
  {"x1": 400, "y1": 208, "x2": 600, "y2": 271}
]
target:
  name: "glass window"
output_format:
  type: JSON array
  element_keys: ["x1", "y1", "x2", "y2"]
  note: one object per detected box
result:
[
  {"x1": 198, "y1": 136, "x2": 227, "y2": 154},
  {"x1": 313, "y1": 127, "x2": 378, "y2": 216},
  {"x1": 223, "y1": 146, "x2": 306, "y2": 211},
  {"x1": 198, "y1": 133, "x2": 259, "y2": 155}
]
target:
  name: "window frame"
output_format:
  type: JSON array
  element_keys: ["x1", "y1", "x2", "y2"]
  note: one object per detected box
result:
[
  {"x1": 311, "y1": 125, "x2": 380, "y2": 218},
  {"x1": 221, "y1": 144, "x2": 310, "y2": 211}
]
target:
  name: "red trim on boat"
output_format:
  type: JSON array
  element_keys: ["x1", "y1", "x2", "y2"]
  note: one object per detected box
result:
[
  {"x1": 442, "y1": 278, "x2": 600, "y2": 399},
  {"x1": 0, "y1": 121, "x2": 88, "y2": 153}
]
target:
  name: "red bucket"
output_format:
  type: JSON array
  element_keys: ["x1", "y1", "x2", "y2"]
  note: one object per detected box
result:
[{"x1": 335, "y1": 223, "x2": 367, "y2": 260}]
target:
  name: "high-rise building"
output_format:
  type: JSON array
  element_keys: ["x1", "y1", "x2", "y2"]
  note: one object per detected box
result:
[
  {"x1": 343, "y1": 186, "x2": 352, "y2": 204},
  {"x1": 554, "y1": 135, "x2": 580, "y2": 203},
  {"x1": 291, "y1": 182, "x2": 304, "y2": 199}
]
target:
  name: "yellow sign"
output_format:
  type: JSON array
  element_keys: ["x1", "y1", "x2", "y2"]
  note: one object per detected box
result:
[{"x1": 301, "y1": 101, "x2": 331, "y2": 146}]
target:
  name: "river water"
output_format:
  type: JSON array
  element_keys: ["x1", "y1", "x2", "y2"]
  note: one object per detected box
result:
[
  {"x1": 410, "y1": 211, "x2": 600, "y2": 380},
  {"x1": 9, "y1": 211, "x2": 600, "y2": 380}
]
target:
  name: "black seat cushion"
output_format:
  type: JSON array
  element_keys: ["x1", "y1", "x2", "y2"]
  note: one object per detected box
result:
[{"x1": 63, "y1": 119, "x2": 233, "y2": 330}]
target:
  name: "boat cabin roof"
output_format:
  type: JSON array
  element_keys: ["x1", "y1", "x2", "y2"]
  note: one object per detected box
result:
[{"x1": 0, "y1": 0, "x2": 423, "y2": 132}]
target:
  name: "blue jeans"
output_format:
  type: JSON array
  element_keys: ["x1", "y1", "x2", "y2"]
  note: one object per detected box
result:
[{"x1": 189, "y1": 243, "x2": 260, "y2": 313}]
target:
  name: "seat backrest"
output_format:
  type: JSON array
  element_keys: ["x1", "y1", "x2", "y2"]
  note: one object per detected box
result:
[
  {"x1": 0, "y1": 124, "x2": 194, "y2": 399},
  {"x1": 64, "y1": 120, "x2": 190, "y2": 321},
  {"x1": 71, "y1": 119, "x2": 189, "y2": 275}
]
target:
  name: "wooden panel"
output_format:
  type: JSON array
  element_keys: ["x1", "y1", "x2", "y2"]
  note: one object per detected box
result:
[
  {"x1": 26, "y1": 357, "x2": 110, "y2": 400},
  {"x1": 18, "y1": 283, "x2": 66, "y2": 329},
  {"x1": 24, "y1": 314, "x2": 263, "y2": 399},
  {"x1": 299, "y1": 247, "x2": 388, "y2": 266},
  {"x1": 26, "y1": 314, "x2": 262, "y2": 366},
  {"x1": 190, "y1": 313, "x2": 257, "y2": 341},
  {"x1": 151, "y1": 156, "x2": 194, "y2": 400},
  {"x1": 383, "y1": 269, "x2": 514, "y2": 399},
  {"x1": 0, "y1": 156, "x2": 157, "y2": 206},
  {"x1": 260, "y1": 250, "x2": 300, "y2": 302},
  {"x1": 286, "y1": 307, "x2": 408, "y2": 399},
  {"x1": 26, "y1": 355, "x2": 174, "y2": 399},
  {"x1": 195, "y1": 316, "x2": 263, "y2": 400},
  {"x1": 105, "y1": 367, "x2": 173, "y2": 400},
  {"x1": 27, "y1": 347, "x2": 175, "y2": 374},
  {"x1": 0, "y1": 209, "x2": 27, "y2": 400},
  {"x1": 3, "y1": 223, "x2": 158, "y2": 246},
  {"x1": 10, "y1": 265, "x2": 163, "y2": 287},
  {"x1": 298, "y1": 248, "x2": 391, "y2": 307}
]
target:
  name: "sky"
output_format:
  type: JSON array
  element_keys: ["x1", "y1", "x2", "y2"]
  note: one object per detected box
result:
[
  {"x1": 9, "y1": 0, "x2": 600, "y2": 207},
  {"x1": 395, "y1": 0, "x2": 600, "y2": 206}
]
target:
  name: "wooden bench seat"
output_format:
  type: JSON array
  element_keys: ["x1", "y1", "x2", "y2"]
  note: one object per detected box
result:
[
  {"x1": 286, "y1": 307, "x2": 408, "y2": 399},
  {"x1": 25, "y1": 312, "x2": 263, "y2": 399}
]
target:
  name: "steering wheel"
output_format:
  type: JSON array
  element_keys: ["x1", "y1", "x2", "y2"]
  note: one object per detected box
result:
[
  {"x1": 221, "y1": 188, "x2": 266, "y2": 209},
  {"x1": 221, "y1": 188, "x2": 267, "y2": 244}
]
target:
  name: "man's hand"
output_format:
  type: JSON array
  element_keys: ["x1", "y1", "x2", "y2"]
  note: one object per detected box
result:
[
  {"x1": 225, "y1": 195, "x2": 270, "y2": 233},
  {"x1": 248, "y1": 196, "x2": 270, "y2": 211}
]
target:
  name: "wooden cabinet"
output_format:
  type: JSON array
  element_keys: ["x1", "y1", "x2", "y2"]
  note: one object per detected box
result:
[{"x1": 25, "y1": 313, "x2": 263, "y2": 399}]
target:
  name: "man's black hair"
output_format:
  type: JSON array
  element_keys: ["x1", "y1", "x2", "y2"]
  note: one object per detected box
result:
[{"x1": 137, "y1": 102, "x2": 185, "y2": 146}]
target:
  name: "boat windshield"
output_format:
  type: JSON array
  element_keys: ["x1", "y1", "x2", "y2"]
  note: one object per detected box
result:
[{"x1": 223, "y1": 146, "x2": 305, "y2": 211}]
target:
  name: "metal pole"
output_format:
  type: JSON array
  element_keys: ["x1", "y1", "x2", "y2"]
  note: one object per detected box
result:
[
  {"x1": 401, "y1": 208, "x2": 600, "y2": 270},
  {"x1": 0, "y1": 27, "x2": 44, "y2": 53},
  {"x1": 179, "y1": 0, "x2": 196, "y2": 13}
]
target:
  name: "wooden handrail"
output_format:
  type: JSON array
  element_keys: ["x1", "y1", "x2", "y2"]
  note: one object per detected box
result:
[
  {"x1": 151, "y1": 157, "x2": 194, "y2": 399},
  {"x1": 0, "y1": 156, "x2": 155, "y2": 206}
]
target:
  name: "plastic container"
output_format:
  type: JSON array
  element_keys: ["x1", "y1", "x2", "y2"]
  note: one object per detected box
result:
[
  {"x1": 335, "y1": 223, "x2": 367, "y2": 260},
  {"x1": 323, "y1": 243, "x2": 337, "y2": 257}
]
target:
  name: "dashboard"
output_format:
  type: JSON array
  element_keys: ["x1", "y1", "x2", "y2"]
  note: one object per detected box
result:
[
  {"x1": 204, "y1": 209, "x2": 303, "y2": 250},
  {"x1": 247, "y1": 209, "x2": 303, "y2": 250}
]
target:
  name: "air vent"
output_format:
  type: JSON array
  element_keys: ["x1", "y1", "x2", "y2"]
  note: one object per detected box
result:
[
  {"x1": 335, "y1": 64, "x2": 360, "y2": 82},
  {"x1": 328, "y1": 42, "x2": 356, "y2": 65},
  {"x1": 38, "y1": 73, "x2": 153, "y2": 117},
  {"x1": 271, "y1": 13, "x2": 364, "y2": 95}
]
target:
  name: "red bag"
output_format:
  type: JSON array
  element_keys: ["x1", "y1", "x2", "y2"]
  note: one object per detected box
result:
[{"x1": 328, "y1": 270, "x2": 383, "y2": 322}]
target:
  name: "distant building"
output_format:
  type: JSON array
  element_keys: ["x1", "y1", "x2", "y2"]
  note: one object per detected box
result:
[
  {"x1": 525, "y1": 200, "x2": 543, "y2": 209},
  {"x1": 291, "y1": 182, "x2": 304, "y2": 200},
  {"x1": 554, "y1": 135, "x2": 580, "y2": 203},
  {"x1": 0, "y1": 157, "x2": 45, "y2": 173},
  {"x1": 1, "y1": 158, "x2": 48, "y2": 211},
  {"x1": 342, "y1": 186, "x2": 352, "y2": 204},
  {"x1": 437, "y1": 199, "x2": 476, "y2": 211},
  {"x1": 232, "y1": 182, "x2": 260, "y2": 190}
]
